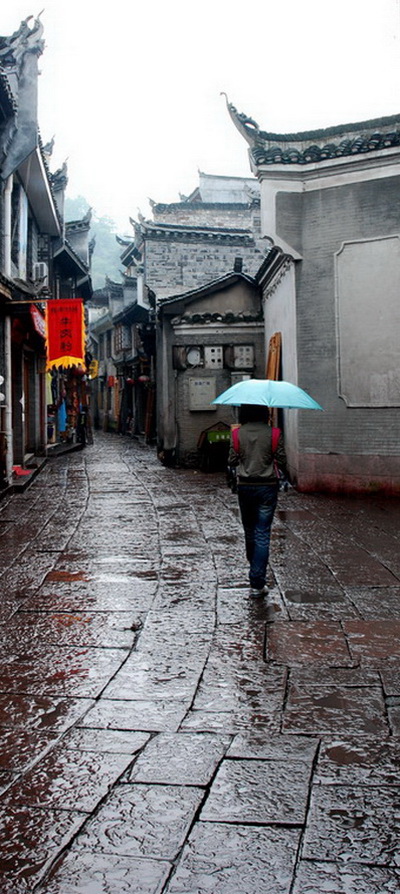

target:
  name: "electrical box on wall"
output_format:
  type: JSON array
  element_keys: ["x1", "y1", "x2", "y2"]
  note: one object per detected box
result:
[
  {"x1": 233, "y1": 345, "x2": 254, "y2": 368},
  {"x1": 231, "y1": 373, "x2": 252, "y2": 385},
  {"x1": 204, "y1": 346, "x2": 223, "y2": 369},
  {"x1": 188, "y1": 377, "x2": 217, "y2": 410},
  {"x1": 173, "y1": 346, "x2": 203, "y2": 370},
  {"x1": 224, "y1": 345, "x2": 255, "y2": 370}
]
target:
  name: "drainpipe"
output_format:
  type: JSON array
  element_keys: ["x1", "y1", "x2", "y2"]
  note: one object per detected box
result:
[{"x1": 3, "y1": 174, "x2": 13, "y2": 483}]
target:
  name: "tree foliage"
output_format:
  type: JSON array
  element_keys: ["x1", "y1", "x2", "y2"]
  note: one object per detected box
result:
[{"x1": 65, "y1": 196, "x2": 122, "y2": 289}]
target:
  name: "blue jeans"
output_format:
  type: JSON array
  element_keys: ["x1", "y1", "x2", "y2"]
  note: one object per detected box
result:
[{"x1": 238, "y1": 483, "x2": 279, "y2": 589}]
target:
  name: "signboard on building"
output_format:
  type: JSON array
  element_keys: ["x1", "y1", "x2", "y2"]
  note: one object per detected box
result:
[
  {"x1": 30, "y1": 304, "x2": 46, "y2": 338},
  {"x1": 189, "y1": 376, "x2": 217, "y2": 411},
  {"x1": 88, "y1": 359, "x2": 99, "y2": 379},
  {"x1": 45, "y1": 299, "x2": 85, "y2": 370}
]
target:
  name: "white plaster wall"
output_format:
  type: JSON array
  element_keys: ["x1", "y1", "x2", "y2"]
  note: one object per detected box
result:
[
  {"x1": 260, "y1": 179, "x2": 302, "y2": 257},
  {"x1": 336, "y1": 235, "x2": 400, "y2": 407}
]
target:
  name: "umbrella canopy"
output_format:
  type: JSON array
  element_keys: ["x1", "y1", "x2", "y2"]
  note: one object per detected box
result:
[{"x1": 212, "y1": 379, "x2": 323, "y2": 410}]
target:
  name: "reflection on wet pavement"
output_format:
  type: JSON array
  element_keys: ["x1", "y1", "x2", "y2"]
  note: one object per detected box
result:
[{"x1": 0, "y1": 433, "x2": 398, "y2": 892}]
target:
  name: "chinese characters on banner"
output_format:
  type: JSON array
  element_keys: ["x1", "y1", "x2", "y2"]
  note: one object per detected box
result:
[{"x1": 45, "y1": 299, "x2": 85, "y2": 370}]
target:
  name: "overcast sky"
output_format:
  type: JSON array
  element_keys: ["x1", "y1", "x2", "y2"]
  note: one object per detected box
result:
[{"x1": 2, "y1": 1, "x2": 400, "y2": 232}]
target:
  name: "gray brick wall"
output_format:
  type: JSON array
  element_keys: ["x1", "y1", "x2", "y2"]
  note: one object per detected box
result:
[
  {"x1": 154, "y1": 204, "x2": 258, "y2": 230},
  {"x1": 145, "y1": 238, "x2": 264, "y2": 300},
  {"x1": 277, "y1": 175, "x2": 400, "y2": 457}
]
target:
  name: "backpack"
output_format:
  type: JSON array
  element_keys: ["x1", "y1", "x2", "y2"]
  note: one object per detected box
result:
[
  {"x1": 229, "y1": 425, "x2": 286, "y2": 490},
  {"x1": 231, "y1": 425, "x2": 281, "y2": 457}
]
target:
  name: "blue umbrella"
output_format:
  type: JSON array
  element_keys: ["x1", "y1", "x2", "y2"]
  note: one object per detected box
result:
[{"x1": 212, "y1": 379, "x2": 323, "y2": 410}]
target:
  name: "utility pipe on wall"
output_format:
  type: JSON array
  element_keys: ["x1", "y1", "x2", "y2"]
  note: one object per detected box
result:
[{"x1": 3, "y1": 174, "x2": 14, "y2": 483}]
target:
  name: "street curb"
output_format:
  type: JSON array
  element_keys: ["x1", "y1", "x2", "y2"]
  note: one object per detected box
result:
[{"x1": 0, "y1": 442, "x2": 85, "y2": 500}]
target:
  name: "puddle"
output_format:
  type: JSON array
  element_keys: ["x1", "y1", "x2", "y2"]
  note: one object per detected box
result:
[
  {"x1": 46, "y1": 571, "x2": 88, "y2": 582},
  {"x1": 285, "y1": 590, "x2": 343, "y2": 604}
]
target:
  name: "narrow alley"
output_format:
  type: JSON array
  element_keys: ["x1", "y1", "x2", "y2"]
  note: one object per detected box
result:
[{"x1": 0, "y1": 433, "x2": 399, "y2": 893}]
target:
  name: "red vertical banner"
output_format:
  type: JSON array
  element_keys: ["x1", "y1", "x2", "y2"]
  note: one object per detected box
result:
[{"x1": 45, "y1": 299, "x2": 85, "y2": 370}]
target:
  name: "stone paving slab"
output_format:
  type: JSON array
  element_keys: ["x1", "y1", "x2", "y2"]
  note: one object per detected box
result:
[
  {"x1": 166, "y1": 822, "x2": 301, "y2": 894},
  {"x1": 62, "y1": 728, "x2": 150, "y2": 754},
  {"x1": 40, "y1": 570, "x2": 159, "y2": 601},
  {"x1": 283, "y1": 679, "x2": 388, "y2": 735},
  {"x1": 43, "y1": 853, "x2": 172, "y2": 894},
  {"x1": 3, "y1": 742, "x2": 135, "y2": 812},
  {"x1": 379, "y1": 666, "x2": 400, "y2": 695},
  {"x1": 217, "y1": 585, "x2": 289, "y2": 623},
  {"x1": 0, "y1": 646, "x2": 127, "y2": 697},
  {"x1": 303, "y1": 784, "x2": 400, "y2": 864},
  {"x1": 0, "y1": 805, "x2": 86, "y2": 893},
  {"x1": 346, "y1": 586, "x2": 400, "y2": 619},
  {"x1": 0, "y1": 610, "x2": 140, "y2": 650},
  {"x1": 343, "y1": 619, "x2": 400, "y2": 663},
  {"x1": 201, "y1": 757, "x2": 311, "y2": 824},
  {"x1": 65, "y1": 566, "x2": 159, "y2": 588},
  {"x1": 0, "y1": 550, "x2": 63, "y2": 599},
  {"x1": 152, "y1": 582, "x2": 216, "y2": 611},
  {"x1": 266, "y1": 620, "x2": 354, "y2": 666},
  {"x1": 136, "y1": 607, "x2": 216, "y2": 635},
  {"x1": 276, "y1": 513, "x2": 399, "y2": 587},
  {"x1": 191, "y1": 672, "x2": 286, "y2": 716},
  {"x1": 206, "y1": 624, "x2": 267, "y2": 663},
  {"x1": 281, "y1": 587, "x2": 361, "y2": 622},
  {"x1": 287, "y1": 666, "x2": 381, "y2": 687},
  {"x1": 79, "y1": 697, "x2": 190, "y2": 733},
  {"x1": 103, "y1": 654, "x2": 207, "y2": 702},
  {"x1": 0, "y1": 692, "x2": 94, "y2": 731},
  {"x1": 0, "y1": 597, "x2": 23, "y2": 624},
  {"x1": 227, "y1": 731, "x2": 319, "y2": 762},
  {"x1": 161, "y1": 556, "x2": 216, "y2": 583},
  {"x1": 386, "y1": 696, "x2": 400, "y2": 734},
  {"x1": 26, "y1": 583, "x2": 155, "y2": 613},
  {"x1": 271, "y1": 526, "x2": 345, "y2": 600},
  {"x1": 70, "y1": 783, "x2": 204, "y2": 860},
  {"x1": 0, "y1": 727, "x2": 60, "y2": 772},
  {"x1": 314, "y1": 736, "x2": 400, "y2": 785},
  {"x1": 292, "y1": 860, "x2": 400, "y2": 894},
  {"x1": 181, "y1": 707, "x2": 282, "y2": 734},
  {"x1": 160, "y1": 541, "x2": 211, "y2": 558},
  {"x1": 310, "y1": 504, "x2": 400, "y2": 581},
  {"x1": 128, "y1": 732, "x2": 231, "y2": 786},
  {"x1": 0, "y1": 770, "x2": 15, "y2": 797}
]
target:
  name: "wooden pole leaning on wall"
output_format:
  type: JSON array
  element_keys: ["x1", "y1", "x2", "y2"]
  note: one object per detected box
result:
[{"x1": 265, "y1": 332, "x2": 282, "y2": 427}]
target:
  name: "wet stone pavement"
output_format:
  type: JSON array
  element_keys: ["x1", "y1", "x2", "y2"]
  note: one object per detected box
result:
[{"x1": 0, "y1": 432, "x2": 399, "y2": 893}]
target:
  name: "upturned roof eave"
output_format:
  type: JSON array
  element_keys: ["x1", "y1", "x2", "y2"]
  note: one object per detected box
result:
[
  {"x1": 225, "y1": 97, "x2": 400, "y2": 167},
  {"x1": 227, "y1": 96, "x2": 400, "y2": 145},
  {"x1": 53, "y1": 240, "x2": 89, "y2": 276}
]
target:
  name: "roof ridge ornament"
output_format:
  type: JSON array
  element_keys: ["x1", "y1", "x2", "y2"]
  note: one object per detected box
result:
[
  {"x1": 221, "y1": 92, "x2": 261, "y2": 146},
  {"x1": 223, "y1": 95, "x2": 400, "y2": 166},
  {"x1": 0, "y1": 13, "x2": 45, "y2": 67}
]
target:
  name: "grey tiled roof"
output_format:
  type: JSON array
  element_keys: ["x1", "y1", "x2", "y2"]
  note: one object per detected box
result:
[
  {"x1": 0, "y1": 65, "x2": 16, "y2": 115},
  {"x1": 227, "y1": 99, "x2": 400, "y2": 166},
  {"x1": 252, "y1": 127, "x2": 400, "y2": 166}
]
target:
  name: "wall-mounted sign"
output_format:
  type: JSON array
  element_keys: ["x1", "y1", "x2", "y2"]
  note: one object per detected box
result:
[
  {"x1": 189, "y1": 376, "x2": 217, "y2": 411},
  {"x1": 88, "y1": 359, "x2": 99, "y2": 379},
  {"x1": 30, "y1": 304, "x2": 46, "y2": 338},
  {"x1": 45, "y1": 298, "x2": 85, "y2": 370}
]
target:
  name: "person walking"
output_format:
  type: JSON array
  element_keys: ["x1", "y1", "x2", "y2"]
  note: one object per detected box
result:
[{"x1": 228, "y1": 404, "x2": 287, "y2": 597}]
